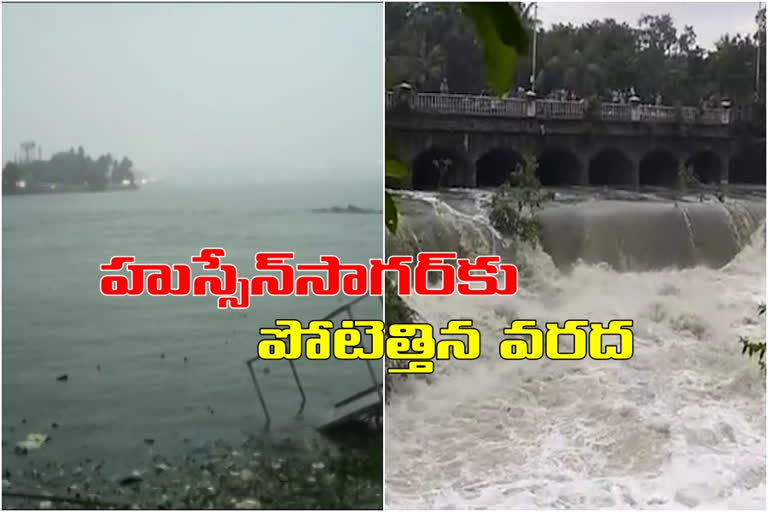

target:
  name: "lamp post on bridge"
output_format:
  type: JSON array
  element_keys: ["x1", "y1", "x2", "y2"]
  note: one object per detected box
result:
[
  {"x1": 756, "y1": 2, "x2": 764, "y2": 99},
  {"x1": 629, "y1": 93, "x2": 641, "y2": 121},
  {"x1": 529, "y1": 2, "x2": 538, "y2": 95},
  {"x1": 526, "y1": 2, "x2": 539, "y2": 117},
  {"x1": 720, "y1": 98, "x2": 732, "y2": 125}
]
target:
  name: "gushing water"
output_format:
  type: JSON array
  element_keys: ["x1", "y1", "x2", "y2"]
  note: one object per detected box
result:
[{"x1": 385, "y1": 188, "x2": 766, "y2": 509}]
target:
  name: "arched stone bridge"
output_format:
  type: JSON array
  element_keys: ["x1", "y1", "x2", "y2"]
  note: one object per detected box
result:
[{"x1": 386, "y1": 92, "x2": 765, "y2": 189}]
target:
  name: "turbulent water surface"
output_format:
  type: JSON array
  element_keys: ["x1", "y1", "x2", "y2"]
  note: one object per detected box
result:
[
  {"x1": 385, "y1": 186, "x2": 766, "y2": 509},
  {"x1": 2, "y1": 179, "x2": 381, "y2": 470}
]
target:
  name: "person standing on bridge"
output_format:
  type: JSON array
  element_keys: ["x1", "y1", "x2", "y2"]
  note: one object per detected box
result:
[{"x1": 440, "y1": 77, "x2": 449, "y2": 94}]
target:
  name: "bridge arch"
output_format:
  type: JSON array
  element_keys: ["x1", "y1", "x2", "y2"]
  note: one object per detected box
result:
[
  {"x1": 412, "y1": 146, "x2": 471, "y2": 190},
  {"x1": 475, "y1": 147, "x2": 522, "y2": 187},
  {"x1": 686, "y1": 150, "x2": 723, "y2": 184},
  {"x1": 728, "y1": 143, "x2": 766, "y2": 184},
  {"x1": 639, "y1": 148, "x2": 678, "y2": 187},
  {"x1": 538, "y1": 147, "x2": 583, "y2": 186},
  {"x1": 588, "y1": 148, "x2": 635, "y2": 186}
]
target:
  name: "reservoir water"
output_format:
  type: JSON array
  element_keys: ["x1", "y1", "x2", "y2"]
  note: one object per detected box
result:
[{"x1": 2, "y1": 178, "x2": 382, "y2": 470}]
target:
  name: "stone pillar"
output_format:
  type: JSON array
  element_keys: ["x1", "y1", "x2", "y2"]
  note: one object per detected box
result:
[
  {"x1": 720, "y1": 99, "x2": 732, "y2": 125},
  {"x1": 526, "y1": 90, "x2": 537, "y2": 118},
  {"x1": 629, "y1": 155, "x2": 641, "y2": 188},
  {"x1": 465, "y1": 161, "x2": 478, "y2": 188},
  {"x1": 629, "y1": 95, "x2": 641, "y2": 122},
  {"x1": 577, "y1": 154, "x2": 590, "y2": 185},
  {"x1": 721, "y1": 146, "x2": 732, "y2": 185}
]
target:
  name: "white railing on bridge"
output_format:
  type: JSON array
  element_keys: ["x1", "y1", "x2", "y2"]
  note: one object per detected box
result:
[
  {"x1": 536, "y1": 100, "x2": 584, "y2": 119},
  {"x1": 386, "y1": 92, "x2": 732, "y2": 125},
  {"x1": 392, "y1": 93, "x2": 528, "y2": 117},
  {"x1": 600, "y1": 103, "x2": 632, "y2": 121},
  {"x1": 637, "y1": 104, "x2": 677, "y2": 122}
]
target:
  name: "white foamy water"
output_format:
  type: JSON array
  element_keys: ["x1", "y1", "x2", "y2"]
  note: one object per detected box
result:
[{"x1": 385, "y1": 223, "x2": 766, "y2": 509}]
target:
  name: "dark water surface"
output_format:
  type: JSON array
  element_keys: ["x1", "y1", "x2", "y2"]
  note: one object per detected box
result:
[{"x1": 2, "y1": 179, "x2": 382, "y2": 469}]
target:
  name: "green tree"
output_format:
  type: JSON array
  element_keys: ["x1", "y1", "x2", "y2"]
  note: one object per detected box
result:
[
  {"x1": 2, "y1": 162, "x2": 23, "y2": 193},
  {"x1": 387, "y1": 3, "x2": 767, "y2": 107},
  {"x1": 112, "y1": 156, "x2": 135, "y2": 185},
  {"x1": 488, "y1": 153, "x2": 551, "y2": 244},
  {"x1": 740, "y1": 303, "x2": 766, "y2": 373},
  {"x1": 4, "y1": 146, "x2": 137, "y2": 193}
]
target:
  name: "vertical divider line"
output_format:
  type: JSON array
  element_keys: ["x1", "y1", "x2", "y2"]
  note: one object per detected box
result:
[{"x1": 380, "y1": 0, "x2": 388, "y2": 507}]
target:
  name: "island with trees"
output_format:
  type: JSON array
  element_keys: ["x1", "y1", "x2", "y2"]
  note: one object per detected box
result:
[
  {"x1": 2, "y1": 141, "x2": 140, "y2": 195},
  {"x1": 311, "y1": 204, "x2": 382, "y2": 215}
]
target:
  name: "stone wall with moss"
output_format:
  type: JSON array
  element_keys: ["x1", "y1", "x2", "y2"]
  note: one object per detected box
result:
[{"x1": 384, "y1": 279, "x2": 418, "y2": 399}]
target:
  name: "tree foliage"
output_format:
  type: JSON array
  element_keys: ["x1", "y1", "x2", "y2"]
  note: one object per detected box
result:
[
  {"x1": 489, "y1": 153, "x2": 551, "y2": 244},
  {"x1": 676, "y1": 161, "x2": 699, "y2": 189},
  {"x1": 461, "y1": 2, "x2": 530, "y2": 95},
  {"x1": 740, "y1": 303, "x2": 766, "y2": 373},
  {"x1": 386, "y1": 3, "x2": 766, "y2": 106},
  {"x1": 2, "y1": 146, "x2": 135, "y2": 194}
]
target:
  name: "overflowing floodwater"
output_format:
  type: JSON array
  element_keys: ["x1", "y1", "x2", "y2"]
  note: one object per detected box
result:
[
  {"x1": 385, "y1": 186, "x2": 766, "y2": 509},
  {"x1": 2, "y1": 179, "x2": 381, "y2": 471}
]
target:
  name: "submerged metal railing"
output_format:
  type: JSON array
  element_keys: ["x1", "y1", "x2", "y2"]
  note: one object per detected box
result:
[{"x1": 246, "y1": 295, "x2": 383, "y2": 428}]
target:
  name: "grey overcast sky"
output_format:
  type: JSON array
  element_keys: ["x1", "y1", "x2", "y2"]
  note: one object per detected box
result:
[
  {"x1": 537, "y1": 2, "x2": 760, "y2": 49},
  {"x1": 2, "y1": 3, "x2": 383, "y2": 180}
]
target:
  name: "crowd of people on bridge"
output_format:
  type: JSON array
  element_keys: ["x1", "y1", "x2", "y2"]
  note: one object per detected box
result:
[
  {"x1": 440, "y1": 79, "x2": 659, "y2": 106},
  {"x1": 413, "y1": 78, "x2": 738, "y2": 110}
]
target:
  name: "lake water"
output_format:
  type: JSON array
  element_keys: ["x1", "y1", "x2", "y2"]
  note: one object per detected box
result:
[{"x1": 2, "y1": 178, "x2": 382, "y2": 470}]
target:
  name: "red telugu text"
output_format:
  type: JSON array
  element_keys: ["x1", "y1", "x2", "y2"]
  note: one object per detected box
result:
[{"x1": 100, "y1": 249, "x2": 518, "y2": 309}]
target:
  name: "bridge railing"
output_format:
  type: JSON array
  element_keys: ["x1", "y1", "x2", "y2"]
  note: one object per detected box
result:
[
  {"x1": 699, "y1": 109, "x2": 725, "y2": 124},
  {"x1": 600, "y1": 103, "x2": 632, "y2": 121},
  {"x1": 681, "y1": 107, "x2": 698, "y2": 123},
  {"x1": 536, "y1": 100, "x2": 584, "y2": 119},
  {"x1": 386, "y1": 91, "x2": 734, "y2": 125},
  {"x1": 637, "y1": 104, "x2": 677, "y2": 122},
  {"x1": 398, "y1": 92, "x2": 529, "y2": 117}
]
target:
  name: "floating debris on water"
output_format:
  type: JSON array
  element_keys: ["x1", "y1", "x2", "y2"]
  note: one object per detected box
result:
[
  {"x1": 2, "y1": 436, "x2": 382, "y2": 509},
  {"x1": 153, "y1": 463, "x2": 171, "y2": 474},
  {"x1": 15, "y1": 433, "x2": 50, "y2": 454},
  {"x1": 235, "y1": 498, "x2": 261, "y2": 509},
  {"x1": 118, "y1": 470, "x2": 143, "y2": 487}
]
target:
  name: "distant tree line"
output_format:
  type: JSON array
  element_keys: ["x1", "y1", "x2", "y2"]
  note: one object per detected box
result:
[
  {"x1": 386, "y1": 2, "x2": 766, "y2": 111},
  {"x1": 2, "y1": 145, "x2": 135, "y2": 194}
]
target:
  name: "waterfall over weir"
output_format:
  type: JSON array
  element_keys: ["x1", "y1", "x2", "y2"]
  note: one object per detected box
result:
[{"x1": 386, "y1": 187, "x2": 765, "y2": 272}]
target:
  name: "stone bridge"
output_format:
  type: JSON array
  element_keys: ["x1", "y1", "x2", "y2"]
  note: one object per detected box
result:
[{"x1": 386, "y1": 92, "x2": 765, "y2": 189}]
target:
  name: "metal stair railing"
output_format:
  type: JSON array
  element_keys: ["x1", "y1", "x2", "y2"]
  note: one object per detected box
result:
[{"x1": 246, "y1": 295, "x2": 383, "y2": 428}]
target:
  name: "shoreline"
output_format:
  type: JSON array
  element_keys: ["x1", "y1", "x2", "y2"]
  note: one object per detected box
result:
[
  {"x1": 2, "y1": 185, "x2": 139, "y2": 197},
  {"x1": 2, "y1": 434, "x2": 382, "y2": 509}
]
